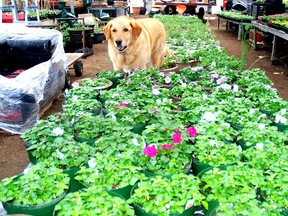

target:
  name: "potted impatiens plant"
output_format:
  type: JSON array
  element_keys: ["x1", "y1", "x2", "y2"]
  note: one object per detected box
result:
[
  {"x1": 200, "y1": 164, "x2": 276, "y2": 215},
  {"x1": 96, "y1": 70, "x2": 125, "y2": 88},
  {"x1": 236, "y1": 122, "x2": 287, "y2": 149},
  {"x1": 160, "y1": 53, "x2": 178, "y2": 73},
  {"x1": 72, "y1": 113, "x2": 130, "y2": 145},
  {"x1": 127, "y1": 174, "x2": 208, "y2": 216},
  {"x1": 74, "y1": 153, "x2": 147, "y2": 200},
  {"x1": 64, "y1": 86, "x2": 99, "y2": 100},
  {"x1": 154, "y1": 72, "x2": 189, "y2": 89},
  {"x1": 191, "y1": 137, "x2": 242, "y2": 176},
  {"x1": 132, "y1": 116, "x2": 197, "y2": 176},
  {"x1": 54, "y1": 187, "x2": 135, "y2": 215},
  {"x1": 62, "y1": 97, "x2": 102, "y2": 115},
  {"x1": 73, "y1": 77, "x2": 113, "y2": 90},
  {"x1": 0, "y1": 163, "x2": 70, "y2": 216}
]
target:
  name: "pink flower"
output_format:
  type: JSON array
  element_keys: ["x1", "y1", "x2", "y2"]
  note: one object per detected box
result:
[
  {"x1": 134, "y1": 67, "x2": 140, "y2": 71},
  {"x1": 159, "y1": 72, "x2": 165, "y2": 76},
  {"x1": 126, "y1": 78, "x2": 131, "y2": 84},
  {"x1": 160, "y1": 144, "x2": 174, "y2": 149},
  {"x1": 143, "y1": 145, "x2": 158, "y2": 158},
  {"x1": 174, "y1": 128, "x2": 180, "y2": 133},
  {"x1": 56, "y1": 113, "x2": 62, "y2": 118},
  {"x1": 212, "y1": 73, "x2": 219, "y2": 78},
  {"x1": 165, "y1": 76, "x2": 172, "y2": 84},
  {"x1": 151, "y1": 107, "x2": 157, "y2": 115},
  {"x1": 216, "y1": 76, "x2": 227, "y2": 85},
  {"x1": 172, "y1": 133, "x2": 182, "y2": 144},
  {"x1": 186, "y1": 127, "x2": 197, "y2": 137}
]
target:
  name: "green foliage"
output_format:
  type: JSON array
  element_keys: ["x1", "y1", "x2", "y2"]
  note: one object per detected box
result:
[
  {"x1": 75, "y1": 154, "x2": 147, "y2": 189},
  {"x1": 192, "y1": 138, "x2": 242, "y2": 167},
  {"x1": 55, "y1": 187, "x2": 135, "y2": 215},
  {"x1": 127, "y1": 174, "x2": 207, "y2": 215},
  {"x1": 97, "y1": 70, "x2": 125, "y2": 78}
]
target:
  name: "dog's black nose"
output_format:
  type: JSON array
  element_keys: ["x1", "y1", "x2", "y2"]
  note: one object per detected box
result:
[{"x1": 115, "y1": 40, "x2": 122, "y2": 46}]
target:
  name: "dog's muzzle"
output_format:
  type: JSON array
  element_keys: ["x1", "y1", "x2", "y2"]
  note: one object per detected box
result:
[{"x1": 114, "y1": 40, "x2": 127, "y2": 52}]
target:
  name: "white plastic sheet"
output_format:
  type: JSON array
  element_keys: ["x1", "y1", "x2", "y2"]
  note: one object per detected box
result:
[{"x1": 0, "y1": 24, "x2": 67, "y2": 134}]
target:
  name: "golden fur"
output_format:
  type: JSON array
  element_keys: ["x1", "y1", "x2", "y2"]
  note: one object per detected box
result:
[{"x1": 103, "y1": 16, "x2": 168, "y2": 72}]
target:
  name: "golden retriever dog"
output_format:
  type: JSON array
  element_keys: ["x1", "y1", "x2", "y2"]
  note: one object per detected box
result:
[{"x1": 103, "y1": 15, "x2": 168, "y2": 72}]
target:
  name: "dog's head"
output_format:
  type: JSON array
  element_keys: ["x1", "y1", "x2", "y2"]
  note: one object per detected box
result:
[{"x1": 103, "y1": 16, "x2": 142, "y2": 53}]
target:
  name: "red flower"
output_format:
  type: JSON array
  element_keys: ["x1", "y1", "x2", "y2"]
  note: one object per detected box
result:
[
  {"x1": 160, "y1": 144, "x2": 174, "y2": 149},
  {"x1": 119, "y1": 102, "x2": 127, "y2": 107},
  {"x1": 186, "y1": 126, "x2": 197, "y2": 137},
  {"x1": 143, "y1": 145, "x2": 158, "y2": 158},
  {"x1": 172, "y1": 133, "x2": 182, "y2": 144}
]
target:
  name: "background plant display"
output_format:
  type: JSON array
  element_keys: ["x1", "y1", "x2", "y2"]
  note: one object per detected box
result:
[{"x1": 1, "y1": 15, "x2": 287, "y2": 215}]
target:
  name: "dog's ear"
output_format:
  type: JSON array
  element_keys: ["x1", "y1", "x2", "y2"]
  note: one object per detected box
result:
[
  {"x1": 130, "y1": 20, "x2": 142, "y2": 39},
  {"x1": 103, "y1": 21, "x2": 112, "y2": 40}
]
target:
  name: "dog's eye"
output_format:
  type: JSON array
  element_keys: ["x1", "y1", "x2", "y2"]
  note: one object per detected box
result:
[
  {"x1": 112, "y1": 29, "x2": 117, "y2": 32},
  {"x1": 123, "y1": 28, "x2": 128, "y2": 32}
]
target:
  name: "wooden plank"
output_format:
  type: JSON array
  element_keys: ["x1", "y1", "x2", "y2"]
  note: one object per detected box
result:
[{"x1": 65, "y1": 53, "x2": 84, "y2": 67}]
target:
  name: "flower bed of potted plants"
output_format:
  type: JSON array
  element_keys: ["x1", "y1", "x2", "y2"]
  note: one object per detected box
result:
[{"x1": 13, "y1": 14, "x2": 288, "y2": 214}]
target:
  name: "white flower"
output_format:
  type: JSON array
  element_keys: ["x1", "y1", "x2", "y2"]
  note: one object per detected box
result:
[
  {"x1": 275, "y1": 114, "x2": 287, "y2": 124},
  {"x1": 88, "y1": 158, "x2": 97, "y2": 168},
  {"x1": 181, "y1": 82, "x2": 187, "y2": 87},
  {"x1": 191, "y1": 66, "x2": 203, "y2": 71},
  {"x1": 185, "y1": 199, "x2": 195, "y2": 209},
  {"x1": 256, "y1": 143, "x2": 264, "y2": 150},
  {"x1": 201, "y1": 111, "x2": 217, "y2": 122},
  {"x1": 224, "y1": 122, "x2": 230, "y2": 127},
  {"x1": 258, "y1": 124, "x2": 265, "y2": 130},
  {"x1": 238, "y1": 145, "x2": 242, "y2": 152},
  {"x1": 211, "y1": 61, "x2": 216, "y2": 68},
  {"x1": 132, "y1": 138, "x2": 140, "y2": 146},
  {"x1": 165, "y1": 204, "x2": 170, "y2": 209},
  {"x1": 249, "y1": 109, "x2": 256, "y2": 114},
  {"x1": 156, "y1": 99, "x2": 162, "y2": 104},
  {"x1": 56, "y1": 149, "x2": 65, "y2": 160},
  {"x1": 280, "y1": 108, "x2": 286, "y2": 116},
  {"x1": 155, "y1": 200, "x2": 159, "y2": 205},
  {"x1": 209, "y1": 140, "x2": 216, "y2": 147},
  {"x1": 72, "y1": 95, "x2": 78, "y2": 101},
  {"x1": 152, "y1": 88, "x2": 161, "y2": 95},
  {"x1": 233, "y1": 84, "x2": 239, "y2": 91},
  {"x1": 202, "y1": 94, "x2": 208, "y2": 99},
  {"x1": 52, "y1": 127, "x2": 64, "y2": 136}
]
